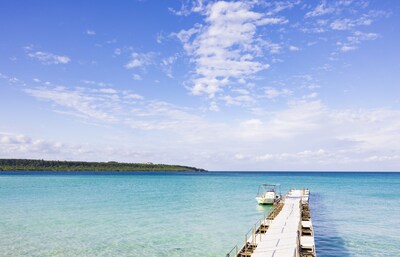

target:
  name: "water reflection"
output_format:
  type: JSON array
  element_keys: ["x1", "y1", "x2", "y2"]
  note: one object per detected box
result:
[
  {"x1": 255, "y1": 203, "x2": 273, "y2": 213},
  {"x1": 311, "y1": 193, "x2": 350, "y2": 257}
]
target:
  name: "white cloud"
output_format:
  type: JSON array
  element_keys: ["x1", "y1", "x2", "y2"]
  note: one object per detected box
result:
[
  {"x1": 330, "y1": 17, "x2": 373, "y2": 30},
  {"x1": 175, "y1": 1, "x2": 284, "y2": 98},
  {"x1": 324, "y1": 8, "x2": 388, "y2": 36},
  {"x1": 114, "y1": 48, "x2": 122, "y2": 56},
  {"x1": 340, "y1": 45, "x2": 357, "y2": 52},
  {"x1": 255, "y1": 149, "x2": 326, "y2": 162},
  {"x1": 289, "y1": 45, "x2": 300, "y2": 51},
  {"x1": 156, "y1": 32, "x2": 164, "y2": 44},
  {"x1": 24, "y1": 86, "x2": 118, "y2": 123},
  {"x1": 0, "y1": 133, "x2": 31, "y2": 145},
  {"x1": 264, "y1": 41, "x2": 282, "y2": 54},
  {"x1": 168, "y1": 0, "x2": 204, "y2": 16},
  {"x1": 267, "y1": 0, "x2": 300, "y2": 16},
  {"x1": 81, "y1": 80, "x2": 112, "y2": 87},
  {"x1": 221, "y1": 94, "x2": 255, "y2": 106},
  {"x1": 106, "y1": 39, "x2": 117, "y2": 44},
  {"x1": 125, "y1": 52, "x2": 152, "y2": 69},
  {"x1": 265, "y1": 87, "x2": 292, "y2": 99},
  {"x1": 160, "y1": 55, "x2": 178, "y2": 78},
  {"x1": 238, "y1": 101, "x2": 326, "y2": 140},
  {"x1": 227, "y1": 101, "x2": 400, "y2": 170},
  {"x1": 0, "y1": 132, "x2": 152, "y2": 162},
  {"x1": 331, "y1": 19, "x2": 353, "y2": 30},
  {"x1": 234, "y1": 153, "x2": 248, "y2": 160},
  {"x1": 305, "y1": 1, "x2": 335, "y2": 18},
  {"x1": 232, "y1": 88, "x2": 250, "y2": 95},
  {"x1": 257, "y1": 17, "x2": 288, "y2": 25},
  {"x1": 132, "y1": 74, "x2": 142, "y2": 81},
  {"x1": 337, "y1": 31, "x2": 378, "y2": 52},
  {"x1": 18, "y1": 78, "x2": 215, "y2": 136},
  {"x1": 124, "y1": 92, "x2": 143, "y2": 100},
  {"x1": 348, "y1": 31, "x2": 379, "y2": 42},
  {"x1": 27, "y1": 50, "x2": 70, "y2": 65},
  {"x1": 99, "y1": 88, "x2": 117, "y2": 94},
  {"x1": 209, "y1": 101, "x2": 220, "y2": 112},
  {"x1": 300, "y1": 27, "x2": 326, "y2": 34},
  {"x1": 86, "y1": 30, "x2": 96, "y2": 35},
  {"x1": 0, "y1": 133, "x2": 80, "y2": 159},
  {"x1": 302, "y1": 92, "x2": 318, "y2": 99}
]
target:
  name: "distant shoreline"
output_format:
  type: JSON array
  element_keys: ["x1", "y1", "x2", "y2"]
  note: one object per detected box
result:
[{"x1": 0, "y1": 159, "x2": 207, "y2": 172}]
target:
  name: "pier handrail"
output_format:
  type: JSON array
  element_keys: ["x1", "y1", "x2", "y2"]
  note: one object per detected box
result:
[
  {"x1": 295, "y1": 201, "x2": 302, "y2": 257},
  {"x1": 225, "y1": 203, "x2": 282, "y2": 257},
  {"x1": 226, "y1": 245, "x2": 238, "y2": 257}
]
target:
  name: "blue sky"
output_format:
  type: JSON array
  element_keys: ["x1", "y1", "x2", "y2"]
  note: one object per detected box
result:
[{"x1": 1, "y1": 0, "x2": 400, "y2": 171}]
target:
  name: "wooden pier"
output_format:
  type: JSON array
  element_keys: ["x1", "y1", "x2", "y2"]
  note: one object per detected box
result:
[{"x1": 226, "y1": 189, "x2": 316, "y2": 257}]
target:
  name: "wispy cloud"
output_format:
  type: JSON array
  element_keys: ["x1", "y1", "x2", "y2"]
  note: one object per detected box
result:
[
  {"x1": 301, "y1": 1, "x2": 387, "y2": 36},
  {"x1": 337, "y1": 31, "x2": 378, "y2": 52},
  {"x1": 26, "y1": 48, "x2": 70, "y2": 65},
  {"x1": 125, "y1": 52, "x2": 153, "y2": 69},
  {"x1": 305, "y1": 1, "x2": 335, "y2": 18},
  {"x1": 168, "y1": 0, "x2": 204, "y2": 16},
  {"x1": 221, "y1": 94, "x2": 255, "y2": 106},
  {"x1": 264, "y1": 87, "x2": 293, "y2": 99},
  {"x1": 132, "y1": 74, "x2": 142, "y2": 81},
  {"x1": 266, "y1": 0, "x2": 300, "y2": 16},
  {"x1": 3, "y1": 70, "x2": 400, "y2": 170},
  {"x1": 289, "y1": 45, "x2": 300, "y2": 51},
  {"x1": 24, "y1": 86, "x2": 118, "y2": 123},
  {"x1": 160, "y1": 55, "x2": 178, "y2": 78},
  {"x1": 330, "y1": 17, "x2": 373, "y2": 30},
  {"x1": 86, "y1": 30, "x2": 96, "y2": 35},
  {"x1": 17, "y1": 77, "x2": 214, "y2": 136},
  {"x1": 81, "y1": 80, "x2": 112, "y2": 87}
]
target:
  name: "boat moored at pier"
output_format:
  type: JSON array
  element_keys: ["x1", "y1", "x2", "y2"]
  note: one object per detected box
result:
[{"x1": 255, "y1": 184, "x2": 281, "y2": 205}]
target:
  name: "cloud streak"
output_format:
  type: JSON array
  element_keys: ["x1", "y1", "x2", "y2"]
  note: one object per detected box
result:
[{"x1": 25, "y1": 46, "x2": 70, "y2": 65}]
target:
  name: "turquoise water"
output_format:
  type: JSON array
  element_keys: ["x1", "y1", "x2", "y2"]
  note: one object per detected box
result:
[{"x1": 0, "y1": 172, "x2": 399, "y2": 257}]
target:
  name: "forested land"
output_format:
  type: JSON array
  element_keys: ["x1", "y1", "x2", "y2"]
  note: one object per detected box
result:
[{"x1": 0, "y1": 159, "x2": 206, "y2": 172}]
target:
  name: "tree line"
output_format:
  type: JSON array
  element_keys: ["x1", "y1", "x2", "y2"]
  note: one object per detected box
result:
[{"x1": 0, "y1": 159, "x2": 206, "y2": 172}]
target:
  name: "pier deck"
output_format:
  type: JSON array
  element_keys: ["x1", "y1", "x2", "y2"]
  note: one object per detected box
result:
[
  {"x1": 226, "y1": 189, "x2": 315, "y2": 257},
  {"x1": 251, "y1": 190, "x2": 304, "y2": 257}
]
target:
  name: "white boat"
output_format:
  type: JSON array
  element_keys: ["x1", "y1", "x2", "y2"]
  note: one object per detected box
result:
[{"x1": 256, "y1": 184, "x2": 281, "y2": 205}]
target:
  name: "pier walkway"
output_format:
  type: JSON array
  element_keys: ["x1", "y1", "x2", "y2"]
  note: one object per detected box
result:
[
  {"x1": 251, "y1": 190, "x2": 305, "y2": 257},
  {"x1": 226, "y1": 189, "x2": 315, "y2": 257}
]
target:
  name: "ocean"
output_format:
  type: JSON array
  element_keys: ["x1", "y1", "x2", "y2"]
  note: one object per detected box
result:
[{"x1": 0, "y1": 172, "x2": 399, "y2": 257}]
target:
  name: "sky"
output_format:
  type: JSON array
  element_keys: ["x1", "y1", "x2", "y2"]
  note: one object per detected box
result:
[{"x1": 1, "y1": 0, "x2": 400, "y2": 171}]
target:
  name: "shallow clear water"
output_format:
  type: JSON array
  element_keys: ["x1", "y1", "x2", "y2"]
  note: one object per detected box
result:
[{"x1": 0, "y1": 172, "x2": 399, "y2": 257}]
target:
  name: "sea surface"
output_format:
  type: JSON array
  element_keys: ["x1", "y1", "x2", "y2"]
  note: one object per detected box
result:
[{"x1": 0, "y1": 172, "x2": 399, "y2": 257}]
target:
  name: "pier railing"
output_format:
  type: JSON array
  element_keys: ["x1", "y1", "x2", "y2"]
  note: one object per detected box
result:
[
  {"x1": 225, "y1": 203, "x2": 283, "y2": 257},
  {"x1": 227, "y1": 189, "x2": 312, "y2": 257},
  {"x1": 226, "y1": 212, "x2": 269, "y2": 257}
]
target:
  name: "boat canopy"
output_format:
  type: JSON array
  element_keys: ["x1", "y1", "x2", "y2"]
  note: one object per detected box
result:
[{"x1": 256, "y1": 184, "x2": 281, "y2": 196}]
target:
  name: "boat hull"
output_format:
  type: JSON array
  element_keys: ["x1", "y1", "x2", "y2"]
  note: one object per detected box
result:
[{"x1": 256, "y1": 197, "x2": 274, "y2": 205}]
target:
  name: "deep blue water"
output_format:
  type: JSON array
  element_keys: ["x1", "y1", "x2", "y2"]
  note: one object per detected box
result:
[{"x1": 0, "y1": 171, "x2": 399, "y2": 256}]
